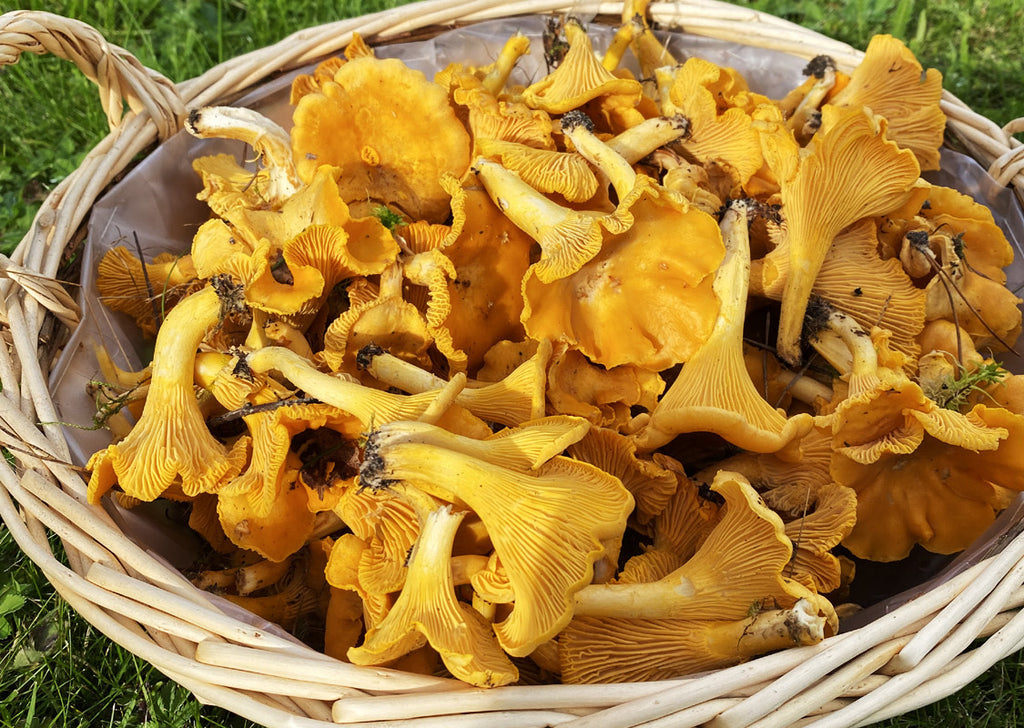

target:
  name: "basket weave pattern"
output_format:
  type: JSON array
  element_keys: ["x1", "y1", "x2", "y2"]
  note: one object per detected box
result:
[{"x1": 2, "y1": 2, "x2": 1024, "y2": 726}]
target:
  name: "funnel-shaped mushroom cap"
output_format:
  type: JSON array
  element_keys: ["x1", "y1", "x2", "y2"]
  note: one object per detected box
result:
[
  {"x1": 292, "y1": 56, "x2": 472, "y2": 222},
  {"x1": 190, "y1": 220, "x2": 324, "y2": 318},
  {"x1": 347, "y1": 505, "x2": 518, "y2": 687},
  {"x1": 571, "y1": 471, "x2": 828, "y2": 622},
  {"x1": 567, "y1": 426, "x2": 678, "y2": 526},
  {"x1": 547, "y1": 346, "x2": 664, "y2": 429},
  {"x1": 95, "y1": 247, "x2": 197, "y2": 338},
  {"x1": 914, "y1": 183, "x2": 1015, "y2": 280},
  {"x1": 830, "y1": 34, "x2": 945, "y2": 170},
  {"x1": 360, "y1": 424, "x2": 634, "y2": 657},
  {"x1": 521, "y1": 175, "x2": 724, "y2": 370},
  {"x1": 812, "y1": 219, "x2": 926, "y2": 368},
  {"x1": 656, "y1": 59, "x2": 764, "y2": 187},
  {"x1": 779, "y1": 482, "x2": 858, "y2": 593},
  {"x1": 324, "y1": 531, "x2": 393, "y2": 632},
  {"x1": 633, "y1": 201, "x2": 814, "y2": 453},
  {"x1": 559, "y1": 598, "x2": 829, "y2": 684},
  {"x1": 836, "y1": 404, "x2": 1024, "y2": 561},
  {"x1": 772, "y1": 104, "x2": 920, "y2": 364},
  {"x1": 522, "y1": 20, "x2": 642, "y2": 114},
  {"x1": 217, "y1": 459, "x2": 316, "y2": 562},
  {"x1": 86, "y1": 285, "x2": 249, "y2": 503}
]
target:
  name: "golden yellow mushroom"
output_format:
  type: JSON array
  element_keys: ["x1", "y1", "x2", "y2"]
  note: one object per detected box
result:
[
  {"x1": 86, "y1": 283, "x2": 250, "y2": 503},
  {"x1": 360, "y1": 420, "x2": 634, "y2": 657},
  {"x1": 292, "y1": 56, "x2": 471, "y2": 223}
]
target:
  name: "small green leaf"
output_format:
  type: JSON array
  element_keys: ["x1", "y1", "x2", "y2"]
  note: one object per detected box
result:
[
  {"x1": 372, "y1": 204, "x2": 406, "y2": 231},
  {"x1": 0, "y1": 590, "x2": 26, "y2": 617},
  {"x1": 929, "y1": 361, "x2": 1007, "y2": 411}
]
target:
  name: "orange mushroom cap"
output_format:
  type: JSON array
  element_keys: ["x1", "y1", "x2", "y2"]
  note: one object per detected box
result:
[
  {"x1": 768, "y1": 104, "x2": 920, "y2": 364},
  {"x1": 292, "y1": 56, "x2": 472, "y2": 223}
]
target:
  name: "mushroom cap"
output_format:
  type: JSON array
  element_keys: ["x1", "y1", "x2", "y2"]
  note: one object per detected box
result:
[
  {"x1": 772, "y1": 104, "x2": 920, "y2": 364},
  {"x1": 521, "y1": 21, "x2": 642, "y2": 115},
  {"x1": 521, "y1": 176, "x2": 724, "y2": 370},
  {"x1": 438, "y1": 186, "x2": 533, "y2": 373},
  {"x1": 547, "y1": 346, "x2": 664, "y2": 429},
  {"x1": 292, "y1": 56, "x2": 472, "y2": 222},
  {"x1": 658, "y1": 58, "x2": 764, "y2": 187},
  {"x1": 635, "y1": 201, "x2": 814, "y2": 454},
  {"x1": 836, "y1": 404, "x2": 1024, "y2": 561},
  {"x1": 86, "y1": 286, "x2": 250, "y2": 504},
  {"x1": 830, "y1": 34, "x2": 945, "y2": 171},
  {"x1": 216, "y1": 456, "x2": 316, "y2": 562}
]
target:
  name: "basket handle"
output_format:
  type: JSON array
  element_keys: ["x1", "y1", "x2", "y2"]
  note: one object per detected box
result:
[{"x1": 0, "y1": 10, "x2": 185, "y2": 141}]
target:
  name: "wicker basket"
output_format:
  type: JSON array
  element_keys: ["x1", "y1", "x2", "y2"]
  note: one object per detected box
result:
[{"x1": 2, "y1": 2, "x2": 1024, "y2": 726}]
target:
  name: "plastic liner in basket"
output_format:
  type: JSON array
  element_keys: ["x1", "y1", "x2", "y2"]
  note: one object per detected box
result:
[{"x1": 0, "y1": 5, "x2": 1019, "y2": 728}]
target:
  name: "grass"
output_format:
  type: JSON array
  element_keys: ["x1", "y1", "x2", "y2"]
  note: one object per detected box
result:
[{"x1": 0, "y1": 0, "x2": 1023, "y2": 726}]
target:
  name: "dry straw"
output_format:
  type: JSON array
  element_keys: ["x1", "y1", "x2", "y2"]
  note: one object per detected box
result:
[{"x1": 1, "y1": 1, "x2": 1023, "y2": 726}]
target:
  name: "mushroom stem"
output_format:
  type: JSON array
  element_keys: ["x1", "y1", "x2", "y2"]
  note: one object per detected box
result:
[
  {"x1": 807, "y1": 297, "x2": 880, "y2": 390},
  {"x1": 787, "y1": 57, "x2": 837, "y2": 134},
  {"x1": 606, "y1": 115, "x2": 691, "y2": 165},
  {"x1": 357, "y1": 340, "x2": 550, "y2": 426},
  {"x1": 186, "y1": 105, "x2": 300, "y2": 203},
  {"x1": 571, "y1": 472, "x2": 820, "y2": 622},
  {"x1": 473, "y1": 158, "x2": 605, "y2": 283},
  {"x1": 561, "y1": 111, "x2": 637, "y2": 203},
  {"x1": 245, "y1": 346, "x2": 465, "y2": 428},
  {"x1": 482, "y1": 33, "x2": 531, "y2": 97},
  {"x1": 773, "y1": 369, "x2": 833, "y2": 406}
]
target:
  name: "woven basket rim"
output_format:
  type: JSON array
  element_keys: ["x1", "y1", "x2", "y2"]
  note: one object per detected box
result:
[{"x1": 2, "y1": 2, "x2": 1024, "y2": 727}]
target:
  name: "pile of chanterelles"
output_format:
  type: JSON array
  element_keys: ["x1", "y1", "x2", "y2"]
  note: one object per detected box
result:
[{"x1": 87, "y1": 2, "x2": 1023, "y2": 687}]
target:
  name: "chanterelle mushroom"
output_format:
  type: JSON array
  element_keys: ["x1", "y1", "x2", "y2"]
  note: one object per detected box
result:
[
  {"x1": 87, "y1": 283, "x2": 250, "y2": 503},
  {"x1": 359, "y1": 419, "x2": 634, "y2": 656},
  {"x1": 766, "y1": 104, "x2": 920, "y2": 364},
  {"x1": 632, "y1": 200, "x2": 813, "y2": 454},
  {"x1": 347, "y1": 503, "x2": 518, "y2": 687},
  {"x1": 571, "y1": 470, "x2": 833, "y2": 624},
  {"x1": 291, "y1": 56, "x2": 472, "y2": 222}
]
